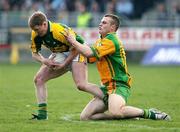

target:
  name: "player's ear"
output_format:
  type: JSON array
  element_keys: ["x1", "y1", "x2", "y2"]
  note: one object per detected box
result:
[{"x1": 111, "y1": 24, "x2": 116, "y2": 31}]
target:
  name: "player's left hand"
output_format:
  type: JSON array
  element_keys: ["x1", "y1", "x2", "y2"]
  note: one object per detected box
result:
[{"x1": 63, "y1": 29, "x2": 76, "y2": 45}]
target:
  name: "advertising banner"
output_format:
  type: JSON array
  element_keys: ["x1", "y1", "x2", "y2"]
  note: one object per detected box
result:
[
  {"x1": 75, "y1": 28, "x2": 180, "y2": 51},
  {"x1": 141, "y1": 45, "x2": 180, "y2": 65}
]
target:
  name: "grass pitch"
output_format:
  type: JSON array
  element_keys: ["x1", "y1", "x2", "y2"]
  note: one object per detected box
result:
[{"x1": 0, "y1": 63, "x2": 180, "y2": 132}]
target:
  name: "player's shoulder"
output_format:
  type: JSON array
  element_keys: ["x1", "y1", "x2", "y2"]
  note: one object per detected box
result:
[
  {"x1": 51, "y1": 22, "x2": 70, "y2": 31},
  {"x1": 104, "y1": 32, "x2": 121, "y2": 44},
  {"x1": 105, "y1": 32, "x2": 117, "y2": 40}
]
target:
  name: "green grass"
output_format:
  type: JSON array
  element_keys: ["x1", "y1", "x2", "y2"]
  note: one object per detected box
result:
[{"x1": 0, "y1": 63, "x2": 180, "y2": 132}]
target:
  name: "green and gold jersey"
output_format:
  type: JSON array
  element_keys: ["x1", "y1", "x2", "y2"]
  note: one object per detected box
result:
[
  {"x1": 31, "y1": 21, "x2": 84, "y2": 53},
  {"x1": 90, "y1": 32, "x2": 132, "y2": 88}
]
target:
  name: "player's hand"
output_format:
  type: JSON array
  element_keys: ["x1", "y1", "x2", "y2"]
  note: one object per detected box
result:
[
  {"x1": 63, "y1": 29, "x2": 76, "y2": 45},
  {"x1": 42, "y1": 54, "x2": 56, "y2": 68},
  {"x1": 51, "y1": 63, "x2": 65, "y2": 70}
]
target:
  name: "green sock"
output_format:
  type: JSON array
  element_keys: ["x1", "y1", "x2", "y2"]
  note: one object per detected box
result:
[
  {"x1": 149, "y1": 111, "x2": 156, "y2": 119},
  {"x1": 143, "y1": 109, "x2": 149, "y2": 118},
  {"x1": 143, "y1": 109, "x2": 156, "y2": 119},
  {"x1": 38, "y1": 103, "x2": 47, "y2": 119}
]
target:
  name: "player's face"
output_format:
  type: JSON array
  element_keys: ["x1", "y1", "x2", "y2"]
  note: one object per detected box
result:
[
  {"x1": 32, "y1": 22, "x2": 47, "y2": 37},
  {"x1": 98, "y1": 17, "x2": 113, "y2": 38}
]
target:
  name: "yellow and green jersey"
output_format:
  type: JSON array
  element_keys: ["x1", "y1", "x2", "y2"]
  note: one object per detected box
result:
[
  {"x1": 90, "y1": 32, "x2": 132, "y2": 88},
  {"x1": 30, "y1": 21, "x2": 84, "y2": 53}
]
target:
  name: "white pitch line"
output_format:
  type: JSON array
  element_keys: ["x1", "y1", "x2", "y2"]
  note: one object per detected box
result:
[
  {"x1": 60, "y1": 114, "x2": 180, "y2": 130},
  {"x1": 60, "y1": 113, "x2": 79, "y2": 122}
]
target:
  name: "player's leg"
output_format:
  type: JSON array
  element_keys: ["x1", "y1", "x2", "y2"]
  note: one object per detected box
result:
[
  {"x1": 32, "y1": 64, "x2": 69, "y2": 120},
  {"x1": 107, "y1": 84, "x2": 146, "y2": 119},
  {"x1": 80, "y1": 85, "x2": 113, "y2": 120},
  {"x1": 108, "y1": 86, "x2": 171, "y2": 120},
  {"x1": 71, "y1": 61, "x2": 104, "y2": 99},
  {"x1": 80, "y1": 97, "x2": 109, "y2": 120},
  {"x1": 81, "y1": 94, "x2": 171, "y2": 120},
  {"x1": 80, "y1": 95, "x2": 142, "y2": 120},
  {"x1": 34, "y1": 64, "x2": 68, "y2": 103},
  {"x1": 108, "y1": 93, "x2": 144, "y2": 119}
]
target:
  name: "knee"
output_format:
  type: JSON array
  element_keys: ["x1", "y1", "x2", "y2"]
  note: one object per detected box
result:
[
  {"x1": 34, "y1": 74, "x2": 44, "y2": 86},
  {"x1": 80, "y1": 113, "x2": 90, "y2": 121},
  {"x1": 76, "y1": 82, "x2": 86, "y2": 91}
]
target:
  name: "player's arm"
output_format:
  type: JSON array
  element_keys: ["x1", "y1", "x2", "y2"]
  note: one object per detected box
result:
[
  {"x1": 32, "y1": 52, "x2": 55, "y2": 67},
  {"x1": 61, "y1": 46, "x2": 78, "y2": 67},
  {"x1": 71, "y1": 42, "x2": 93, "y2": 57},
  {"x1": 32, "y1": 52, "x2": 47, "y2": 63},
  {"x1": 31, "y1": 31, "x2": 55, "y2": 67},
  {"x1": 64, "y1": 31, "x2": 93, "y2": 57},
  {"x1": 52, "y1": 46, "x2": 78, "y2": 70}
]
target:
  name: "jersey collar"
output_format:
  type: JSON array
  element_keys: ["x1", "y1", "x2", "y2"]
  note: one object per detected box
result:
[
  {"x1": 100, "y1": 32, "x2": 116, "y2": 39},
  {"x1": 42, "y1": 21, "x2": 52, "y2": 37},
  {"x1": 47, "y1": 21, "x2": 52, "y2": 33}
]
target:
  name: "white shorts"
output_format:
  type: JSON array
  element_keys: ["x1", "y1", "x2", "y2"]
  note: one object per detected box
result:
[
  {"x1": 49, "y1": 52, "x2": 82, "y2": 63},
  {"x1": 49, "y1": 52, "x2": 85, "y2": 71},
  {"x1": 62, "y1": 52, "x2": 81, "y2": 62}
]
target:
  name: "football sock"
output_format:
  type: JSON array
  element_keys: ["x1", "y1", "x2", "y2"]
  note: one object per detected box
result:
[
  {"x1": 143, "y1": 109, "x2": 149, "y2": 118},
  {"x1": 143, "y1": 109, "x2": 156, "y2": 119},
  {"x1": 38, "y1": 103, "x2": 47, "y2": 119}
]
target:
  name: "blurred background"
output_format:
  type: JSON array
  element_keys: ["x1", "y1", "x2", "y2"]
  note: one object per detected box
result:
[{"x1": 0, "y1": 0, "x2": 179, "y2": 65}]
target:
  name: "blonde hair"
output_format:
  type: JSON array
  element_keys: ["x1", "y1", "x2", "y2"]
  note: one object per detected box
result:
[
  {"x1": 104, "y1": 14, "x2": 120, "y2": 31},
  {"x1": 28, "y1": 11, "x2": 47, "y2": 28}
]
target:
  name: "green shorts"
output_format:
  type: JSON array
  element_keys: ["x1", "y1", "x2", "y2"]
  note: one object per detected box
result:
[{"x1": 100, "y1": 83, "x2": 131, "y2": 103}]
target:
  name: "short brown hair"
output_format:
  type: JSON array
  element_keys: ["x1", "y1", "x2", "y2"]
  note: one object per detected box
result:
[
  {"x1": 104, "y1": 14, "x2": 120, "y2": 31},
  {"x1": 28, "y1": 11, "x2": 47, "y2": 28}
]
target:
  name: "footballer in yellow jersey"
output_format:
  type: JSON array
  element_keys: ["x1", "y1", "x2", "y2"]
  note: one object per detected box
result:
[
  {"x1": 31, "y1": 21, "x2": 84, "y2": 53},
  {"x1": 91, "y1": 33, "x2": 132, "y2": 88},
  {"x1": 65, "y1": 14, "x2": 171, "y2": 121},
  {"x1": 28, "y1": 11, "x2": 105, "y2": 120},
  {"x1": 90, "y1": 32, "x2": 132, "y2": 100}
]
